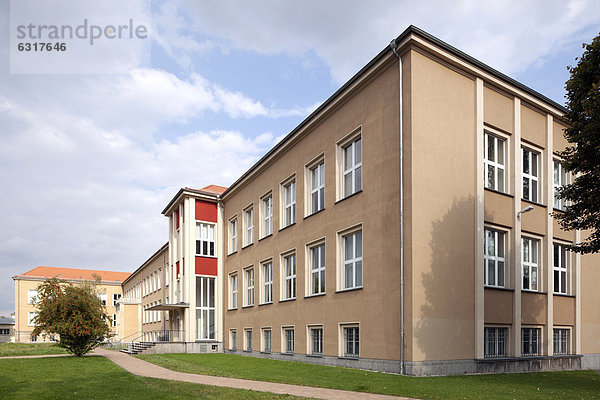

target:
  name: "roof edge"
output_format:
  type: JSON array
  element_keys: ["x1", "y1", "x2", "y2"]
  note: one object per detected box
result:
[{"x1": 122, "y1": 242, "x2": 169, "y2": 286}]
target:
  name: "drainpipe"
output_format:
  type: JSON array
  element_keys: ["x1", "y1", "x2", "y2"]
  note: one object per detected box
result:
[{"x1": 390, "y1": 39, "x2": 405, "y2": 375}]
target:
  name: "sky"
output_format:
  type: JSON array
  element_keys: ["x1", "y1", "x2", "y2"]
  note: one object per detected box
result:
[{"x1": 0, "y1": 0, "x2": 599, "y2": 317}]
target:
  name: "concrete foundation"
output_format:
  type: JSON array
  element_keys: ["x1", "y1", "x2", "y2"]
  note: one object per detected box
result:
[
  {"x1": 582, "y1": 353, "x2": 600, "y2": 370},
  {"x1": 141, "y1": 342, "x2": 223, "y2": 355}
]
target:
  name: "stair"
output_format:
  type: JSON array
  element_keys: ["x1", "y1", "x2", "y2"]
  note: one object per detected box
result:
[{"x1": 120, "y1": 341, "x2": 157, "y2": 355}]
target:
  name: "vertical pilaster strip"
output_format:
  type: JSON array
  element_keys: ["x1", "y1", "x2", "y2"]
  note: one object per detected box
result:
[
  {"x1": 513, "y1": 97, "x2": 522, "y2": 357},
  {"x1": 575, "y1": 230, "x2": 581, "y2": 354},
  {"x1": 187, "y1": 197, "x2": 196, "y2": 343},
  {"x1": 546, "y1": 115, "x2": 554, "y2": 355},
  {"x1": 475, "y1": 77, "x2": 485, "y2": 359},
  {"x1": 217, "y1": 202, "x2": 225, "y2": 344}
]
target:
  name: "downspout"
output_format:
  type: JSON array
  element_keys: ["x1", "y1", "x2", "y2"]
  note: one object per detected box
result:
[{"x1": 390, "y1": 39, "x2": 405, "y2": 375}]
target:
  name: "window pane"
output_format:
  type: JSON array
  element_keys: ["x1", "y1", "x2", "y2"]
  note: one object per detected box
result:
[
  {"x1": 319, "y1": 188, "x2": 324, "y2": 210},
  {"x1": 344, "y1": 145, "x2": 352, "y2": 169},
  {"x1": 532, "y1": 241, "x2": 538, "y2": 263},
  {"x1": 532, "y1": 180, "x2": 538, "y2": 203},
  {"x1": 345, "y1": 236, "x2": 353, "y2": 260},
  {"x1": 355, "y1": 166, "x2": 362, "y2": 191},
  {"x1": 561, "y1": 271, "x2": 567, "y2": 293},
  {"x1": 498, "y1": 261, "x2": 505, "y2": 287},
  {"x1": 356, "y1": 232, "x2": 362, "y2": 257},
  {"x1": 523, "y1": 150, "x2": 529, "y2": 174},
  {"x1": 355, "y1": 138, "x2": 361, "y2": 163},
  {"x1": 532, "y1": 153, "x2": 538, "y2": 176},
  {"x1": 312, "y1": 191, "x2": 318, "y2": 212},
  {"x1": 523, "y1": 267, "x2": 529, "y2": 289},
  {"x1": 356, "y1": 261, "x2": 362, "y2": 286},
  {"x1": 532, "y1": 267, "x2": 538, "y2": 290},
  {"x1": 497, "y1": 140, "x2": 504, "y2": 165},
  {"x1": 345, "y1": 263, "x2": 352, "y2": 287},
  {"x1": 523, "y1": 178, "x2": 530, "y2": 200},
  {"x1": 487, "y1": 165, "x2": 495, "y2": 188},
  {"x1": 487, "y1": 260, "x2": 495, "y2": 286},
  {"x1": 344, "y1": 172, "x2": 352, "y2": 197},
  {"x1": 497, "y1": 233, "x2": 504, "y2": 257},
  {"x1": 497, "y1": 168, "x2": 504, "y2": 192},
  {"x1": 487, "y1": 136, "x2": 495, "y2": 162},
  {"x1": 311, "y1": 168, "x2": 318, "y2": 190}
]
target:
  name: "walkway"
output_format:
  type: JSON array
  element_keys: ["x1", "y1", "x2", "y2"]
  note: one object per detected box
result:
[{"x1": 93, "y1": 347, "x2": 415, "y2": 400}]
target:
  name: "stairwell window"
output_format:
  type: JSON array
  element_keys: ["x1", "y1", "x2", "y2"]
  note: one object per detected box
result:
[
  {"x1": 522, "y1": 237, "x2": 539, "y2": 291},
  {"x1": 553, "y1": 243, "x2": 569, "y2": 294},
  {"x1": 484, "y1": 228, "x2": 506, "y2": 288},
  {"x1": 522, "y1": 147, "x2": 539, "y2": 202},
  {"x1": 484, "y1": 132, "x2": 506, "y2": 192},
  {"x1": 196, "y1": 223, "x2": 215, "y2": 257}
]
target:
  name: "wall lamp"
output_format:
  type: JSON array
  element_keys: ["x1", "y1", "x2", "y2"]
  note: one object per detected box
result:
[{"x1": 517, "y1": 205, "x2": 534, "y2": 219}]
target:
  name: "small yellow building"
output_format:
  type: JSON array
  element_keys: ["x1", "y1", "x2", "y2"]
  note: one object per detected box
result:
[{"x1": 13, "y1": 266, "x2": 130, "y2": 342}]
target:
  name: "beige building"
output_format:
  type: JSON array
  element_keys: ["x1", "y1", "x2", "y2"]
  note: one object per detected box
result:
[
  {"x1": 13, "y1": 266, "x2": 130, "y2": 342},
  {"x1": 218, "y1": 26, "x2": 600, "y2": 375},
  {"x1": 0, "y1": 317, "x2": 15, "y2": 343}
]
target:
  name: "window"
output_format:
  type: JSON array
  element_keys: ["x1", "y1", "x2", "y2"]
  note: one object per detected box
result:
[
  {"x1": 309, "y1": 243, "x2": 326, "y2": 295},
  {"x1": 310, "y1": 161, "x2": 325, "y2": 214},
  {"x1": 522, "y1": 237, "x2": 539, "y2": 291},
  {"x1": 553, "y1": 328, "x2": 570, "y2": 355},
  {"x1": 484, "y1": 132, "x2": 506, "y2": 192},
  {"x1": 343, "y1": 230, "x2": 362, "y2": 290},
  {"x1": 229, "y1": 273, "x2": 238, "y2": 309},
  {"x1": 27, "y1": 290, "x2": 37, "y2": 304},
  {"x1": 283, "y1": 254, "x2": 296, "y2": 300},
  {"x1": 245, "y1": 329, "x2": 253, "y2": 351},
  {"x1": 230, "y1": 329, "x2": 237, "y2": 350},
  {"x1": 245, "y1": 267, "x2": 254, "y2": 306},
  {"x1": 283, "y1": 327, "x2": 295, "y2": 354},
  {"x1": 342, "y1": 137, "x2": 362, "y2": 197},
  {"x1": 28, "y1": 312, "x2": 37, "y2": 327},
  {"x1": 261, "y1": 194, "x2": 273, "y2": 237},
  {"x1": 262, "y1": 328, "x2": 272, "y2": 353},
  {"x1": 113, "y1": 294, "x2": 121, "y2": 306},
  {"x1": 229, "y1": 218, "x2": 238, "y2": 253},
  {"x1": 282, "y1": 179, "x2": 296, "y2": 227},
  {"x1": 244, "y1": 207, "x2": 254, "y2": 246},
  {"x1": 195, "y1": 277, "x2": 216, "y2": 340},
  {"x1": 553, "y1": 159, "x2": 567, "y2": 210},
  {"x1": 553, "y1": 244, "x2": 569, "y2": 294},
  {"x1": 484, "y1": 228, "x2": 506, "y2": 288},
  {"x1": 484, "y1": 327, "x2": 508, "y2": 358},
  {"x1": 262, "y1": 261, "x2": 273, "y2": 304},
  {"x1": 196, "y1": 223, "x2": 215, "y2": 257},
  {"x1": 522, "y1": 327, "x2": 541, "y2": 356},
  {"x1": 98, "y1": 293, "x2": 107, "y2": 306},
  {"x1": 343, "y1": 326, "x2": 359, "y2": 358},
  {"x1": 310, "y1": 326, "x2": 323, "y2": 355},
  {"x1": 522, "y1": 148, "x2": 539, "y2": 202},
  {"x1": 112, "y1": 314, "x2": 117, "y2": 328},
  {"x1": 0, "y1": 329, "x2": 10, "y2": 335}
]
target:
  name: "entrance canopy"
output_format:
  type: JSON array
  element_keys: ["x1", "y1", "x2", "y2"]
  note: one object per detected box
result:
[{"x1": 147, "y1": 303, "x2": 189, "y2": 311}]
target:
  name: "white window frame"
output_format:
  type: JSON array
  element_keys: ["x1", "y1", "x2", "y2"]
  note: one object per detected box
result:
[
  {"x1": 28, "y1": 311, "x2": 37, "y2": 327},
  {"x1": 553, "y1": 159, "x2": 568, "y2": 210},
  {"x1": 229, "y1": 329, "x2": 237, "y2": 350},
  {"x1": 553, "y1": 243, "x2": 569, "y2": 295},
  {"x1": 260, "y1": 192, "x2": 273, "y2": 238},
  {"x1": 195, "y1": 276, "x2": 216, "y2": 340},
  {"x1": 484, "y1": 326, "x2": 509, "y2": 358},
  {"x1": 243, "y1": 206, "x2": 254, "y2": 247},
  {"x1": 244, "y1": 267, "x2": 254, "y2": 307},
  {"x1": 522, "y1": 236, "x2": 540, "y2": 291},
  {"x1": 196, "y1": 222, "x2": 216, "y2": 257},
  {"x1": 27, "y1": 290, "x2": 37, "y2": 305},
  {"x1": 112, "y1": 313, "x2": 117, "y2": 328},
  {"x1": 281, "y1": 252, "x2": 297, "y2": 300},
  {"x1": 229, "y1": 217, "x2": 238, "y2": 254},
  {"x1": 229, "y1": 273, "x2": 238, "y2": 309},
  {"x1": 307, "y1": 325, "x2": 324, "y2": 356},
  {"x1": 484, "y1": 227, "x2": 507, "y2": 288},
  {"x1": 244, "y1": 328, "x2": 253, "y2": 351},
  {"x1": 339, "y1": 133, "x2": 362, "y2": 199},
  {"x1": 553, "y1": 327, "x2": 570, "y2": 355},
  {"x1": 282, "y1": 326, "x2": 295, "y2": 354},
  {"x1": 280, "y1": 175, "x2": 296, "y2": 228},
  {"x1": 261, "y1": 327, "x2": 272, "y2": 353},
  {"x1": 261, "y1": 260, "x2": 273, "y2": 304},
  {"x1": 306, "y1": 239, "x2": 326, "y2": 296},
  {"x1": 484, "y1": 131, "x2": 506, "y2": 192},
  {"x1": 338, "y1": 225, "x2": 363, "y2": 291},
  {"x1": 339, "y1": 323, "x2": 359, "y2": 358},
  {"x1": 305, "y1": 154, "x2": 325, "y2": 216},
  {"x1": 521, "y1": 327, "x2": 541, "y2": 356},
  {"x1": 522, "y1": 147, "x2": 540, "y2": 203},
  {"x1": 99, "y1": 293, "x2": 107, "y2": 306},
  {"x1": 112, "y1": 293, "x2": 121, "y2": 306}
]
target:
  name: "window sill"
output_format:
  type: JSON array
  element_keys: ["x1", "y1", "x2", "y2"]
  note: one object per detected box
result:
[
  {"x1": 227, "y1": 251, "x2": 238, "y2": 257},
  {"x1": 260, "y1": 351, "x2": 272, "y2": 354},
  {"x1": 279, "y1": 222, "x2": 296, "y2": 232},
  {"x1": 304, "y1": 208, "x2": 325, "y2": 220},
  {"x1": 484, "y1": 286, "x2": 514, "y2": 292},
  {"x1": 484, "y1": 188, "x2": 514, "y2": 198},
  {"x1": 335, "y1": 286, "x2": 363, "y2": 294},
  {"x1": 552, "y1": 207, "x2": 566, "y2": 213},
  {"x1": 258, "y1": 302, "x2": 273, "y2": 307},
  {"x1": 242, "y1": 243, "x2": 253, "y2": 250},
  {"x1": 243, "y1": 350, "x2": 252, "y2": 353},
  {"x1": 258, "y1": 233, "x2": 273, "y2": 242},
  {"x1": 521, "y1": 198, "x2": 547, "y2": 208},
  {"x1": 281, "y1": 352, "x2": 294, "y2": 356},
  {"x1": 195, "y1": 254, "x2": 218, "y2": 259},
  {"x1": 553, "y1": 293, "x2": 576, "y2": 298},
  {"x1": 521, "y1": 289, "x2": 547, "y2": 295},
  {"x1": 279, "y1": 298, "x2": 296, "y2": 303},
  {"x1": 241, "y1": 305, "x2": 254, "y2": 309},
  {"x1": 335, "y1": 189, "x2": 363, "y2": 205},
  {"x1": 338, "y1": 356, "x2": 359, "y2": 360},
  {"x1": 227, "y1": 307, "x2": 238, "y2": 311},
  {"x1": 307, "y1": 354, "x2": 323, "y2": 358},
  {"x1": 304, "y1": 293, "x2": 326, "y2": 299}
]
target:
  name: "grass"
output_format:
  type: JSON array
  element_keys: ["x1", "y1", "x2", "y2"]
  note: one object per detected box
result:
[
  {"x1": 138, "y1": 353, "x2": 600, "y2": 400},
  {"x1": 0, "y1": 356, "x2": 304, "y2": 399},
  {"x1": 0, "y1": 343, "x2": 68, "y2": 357}
]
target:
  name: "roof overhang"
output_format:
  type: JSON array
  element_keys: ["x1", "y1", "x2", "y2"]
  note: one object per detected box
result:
[
  {"x1": 161, "y1": 188, "x2": 219, "y2": 216},
  {"x1": 147, "y1": 303, "x2": 189, "y2": 311}
]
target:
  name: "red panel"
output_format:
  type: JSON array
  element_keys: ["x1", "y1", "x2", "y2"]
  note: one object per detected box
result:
[
  {"x1": 176, "y1": 261, "x2": 180, "y2": 277},
  {"x1": 195, "y1": 200, "x2": 217, "y2": 222},
  {"x1": 195, "y1": 257, "x2": 217, "y2": 276},
  {"x1": 175, "y1": 210, "x2": 180, "y2": 230}
]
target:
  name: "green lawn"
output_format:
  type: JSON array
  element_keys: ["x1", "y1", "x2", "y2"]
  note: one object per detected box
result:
[
  {"x1": 0, "y1": 356, "x2": 303, "y2": 399},
  {"x1": 139, "y1": 353, "x2": 600, "y2": 400},
  {"x1": 0, "y1": 343, "x2": 67, "y2": 357}
]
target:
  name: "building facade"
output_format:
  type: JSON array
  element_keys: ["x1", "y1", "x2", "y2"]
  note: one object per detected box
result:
[
  {"x1": 0, "y1": 317, "x2": 15, "y2": 343},
  {"x1": 13, "y1": 266, "x2": 130, "y2": 342}
]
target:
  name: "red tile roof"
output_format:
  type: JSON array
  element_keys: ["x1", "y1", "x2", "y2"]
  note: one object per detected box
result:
[
  {"x1": 15, "y1": 266, "x2": 131, "y2": 283},
  {"x1": 184, "y1": 185, "x2": 228, "y2": 195}
]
